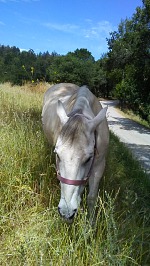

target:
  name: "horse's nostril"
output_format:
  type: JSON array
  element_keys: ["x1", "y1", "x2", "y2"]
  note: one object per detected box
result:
[
  {"x1": 68, "y1": 213, "x2": 75, "y2": 220},
  {"x1": 68, "y1": 209, "x2": 77, "y2": 220}
]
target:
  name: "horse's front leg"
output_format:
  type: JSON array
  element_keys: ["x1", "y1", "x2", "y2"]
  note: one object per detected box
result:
[{"x1": 87, "y1": 157, "x2": 105, "y2": 224}]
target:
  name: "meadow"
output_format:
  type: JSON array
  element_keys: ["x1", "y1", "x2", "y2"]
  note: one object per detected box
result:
[{"x1": 0, "y1": 83, "x2": 150, "y2": 265}]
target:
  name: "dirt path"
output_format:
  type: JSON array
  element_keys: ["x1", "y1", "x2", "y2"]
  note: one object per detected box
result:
[{"x1": 101, "y1": 100, "x2": 150, "y2": 174}]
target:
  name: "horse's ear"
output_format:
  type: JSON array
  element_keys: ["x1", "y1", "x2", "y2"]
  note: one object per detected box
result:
[
  {"x1": 89, "y1": 107, "x2": 108, "y2": 131},
  {"x1": 57, "y1": 100, "x2": 69, "y2": 125}
]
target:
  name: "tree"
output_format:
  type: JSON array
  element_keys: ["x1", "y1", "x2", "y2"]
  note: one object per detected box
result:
[
  {"x1": 47, "y1": 49, "x2": 95, "y2": 88},
  {"x1": 68, "y1": 48, "x2": 95, "y2": 62},
  {"x1": 106, "y1": 0, "x2": 150, "y2": 121}
]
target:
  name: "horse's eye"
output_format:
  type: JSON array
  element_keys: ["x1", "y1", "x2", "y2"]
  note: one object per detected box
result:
[
  {"x1": 54, "y1": 149, "x2": 60, "y2": 161},
  {"x1": 56, "y1": 153, "x2": 60, "y2": 161},
  {"x1": 85, "y1": 157, "x2": 92, "y2": 164}
]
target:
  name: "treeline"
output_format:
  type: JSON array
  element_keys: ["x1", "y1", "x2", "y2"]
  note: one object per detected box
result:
[
  {"x1": 0, "y1": 0, "x2": 149, "y2": 121},
  {"x1": 0, "y1": 46, "x2": 97, "y2": 90}
]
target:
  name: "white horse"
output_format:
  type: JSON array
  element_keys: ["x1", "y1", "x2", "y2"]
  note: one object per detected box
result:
[{"x1": 42, "y1": 83, "x2": 109, "y2": 222}]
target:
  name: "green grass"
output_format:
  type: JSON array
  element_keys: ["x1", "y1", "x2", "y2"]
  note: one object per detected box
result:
[
  {"x1": 0, "y1": 83, "x2": 150, "y2": 265},
  {"x1": 116, "y1": 106, "x2": 150, "y2": 129}
]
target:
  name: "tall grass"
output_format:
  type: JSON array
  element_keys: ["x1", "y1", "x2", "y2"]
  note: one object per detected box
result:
[{"x1": 0, "y1": 83, "x2": 150, "y2": 265}]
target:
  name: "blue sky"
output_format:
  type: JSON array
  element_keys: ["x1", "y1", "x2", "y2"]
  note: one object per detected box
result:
[{"x1": 0, "y1": 0, "x2": 142, "y2": 60}]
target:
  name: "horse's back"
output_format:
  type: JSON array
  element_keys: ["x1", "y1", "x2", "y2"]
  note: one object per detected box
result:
[{"x1": 43, "y1": 83, "x2": 79, "y2": 105}]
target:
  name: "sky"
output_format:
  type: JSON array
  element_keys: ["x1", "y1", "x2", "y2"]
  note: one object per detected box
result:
[{"x1": 0, "y1": 0, "x2": 143, "y2": 60}]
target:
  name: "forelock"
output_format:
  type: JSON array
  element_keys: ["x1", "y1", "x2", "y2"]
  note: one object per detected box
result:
[{"x1": 60, "y1": 110, "x2": 86, "y2": 145}]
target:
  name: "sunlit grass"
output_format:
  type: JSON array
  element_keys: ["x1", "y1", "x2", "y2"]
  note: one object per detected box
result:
[
  {"x1": 0, "y1": 83, "x2": 150, "y2": 265},
  {"x1": 116, "y1": 105, "x2": 150, "y2": 128}
]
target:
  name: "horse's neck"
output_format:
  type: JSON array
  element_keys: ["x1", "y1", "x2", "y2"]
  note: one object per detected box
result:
[
  {"x1": 72, "y1": 86, "x2": 94, "y2": 118},
  {"x1": 73, "y1": 96, "x2": 89, "y2": 111}
]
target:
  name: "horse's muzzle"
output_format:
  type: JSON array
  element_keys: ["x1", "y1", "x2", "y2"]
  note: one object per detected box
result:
[{"x1": 58, "y1": 207, "x2": 77, "y2": 222}]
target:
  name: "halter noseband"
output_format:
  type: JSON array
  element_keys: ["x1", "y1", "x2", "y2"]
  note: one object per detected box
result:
[{"x1": 57, "y1": 173, "x2": 89, "y2": 186}]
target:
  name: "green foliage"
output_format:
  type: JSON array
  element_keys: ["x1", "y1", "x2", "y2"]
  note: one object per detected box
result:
[
  {"x1": 0, "y1": 46, "x2": 95, "y2": 89},
  {"x1": 0, "y1": 83, "x2": 150, "y2": 265},
  {"x1": 107, "y1": 0, "x2": 150, "y2": 121},
  {"x1": 92, "y1": 56, "x2": 108, "y2": 98},
  {"x1": 44, "y1": 49, "x2": 95, "y2": 88}
]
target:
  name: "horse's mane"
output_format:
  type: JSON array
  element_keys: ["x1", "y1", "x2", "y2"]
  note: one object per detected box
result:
[
  {"x1": 60, "y1": 109, "x2": 86, "y2": 145},
  {"x1": 59, "y1": 86, "x2": 92, "y2": 145}
]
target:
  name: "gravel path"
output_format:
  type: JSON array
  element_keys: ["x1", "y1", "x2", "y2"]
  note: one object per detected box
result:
[{"x1": 101, "y1": 100, "x2": 150, "y2": 174}]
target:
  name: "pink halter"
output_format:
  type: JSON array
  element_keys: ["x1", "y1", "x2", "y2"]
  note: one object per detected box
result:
[{"x1": 57, "y1": 173, "x2": 89, "y2": 186}]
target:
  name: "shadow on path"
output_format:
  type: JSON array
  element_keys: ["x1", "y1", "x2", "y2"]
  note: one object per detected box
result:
[
  {"x1": 101, "y1": 100, "x2": 150, "y2": 174},
  {"x1": 108, "y1": 116, "x2": 150, "y2": 135}
]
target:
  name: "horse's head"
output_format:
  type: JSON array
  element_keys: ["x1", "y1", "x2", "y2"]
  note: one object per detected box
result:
[{"x1": 55, "y1": 100, "x2": 107, "y2": 223}]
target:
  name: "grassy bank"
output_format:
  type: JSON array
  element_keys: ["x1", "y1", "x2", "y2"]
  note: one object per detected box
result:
[
  {"x1": 116, "y1": 106, "x2": 150, "y2": 129},
  {"x1": 0, "y1": 83, "x2": 150, "y2": 265}
]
